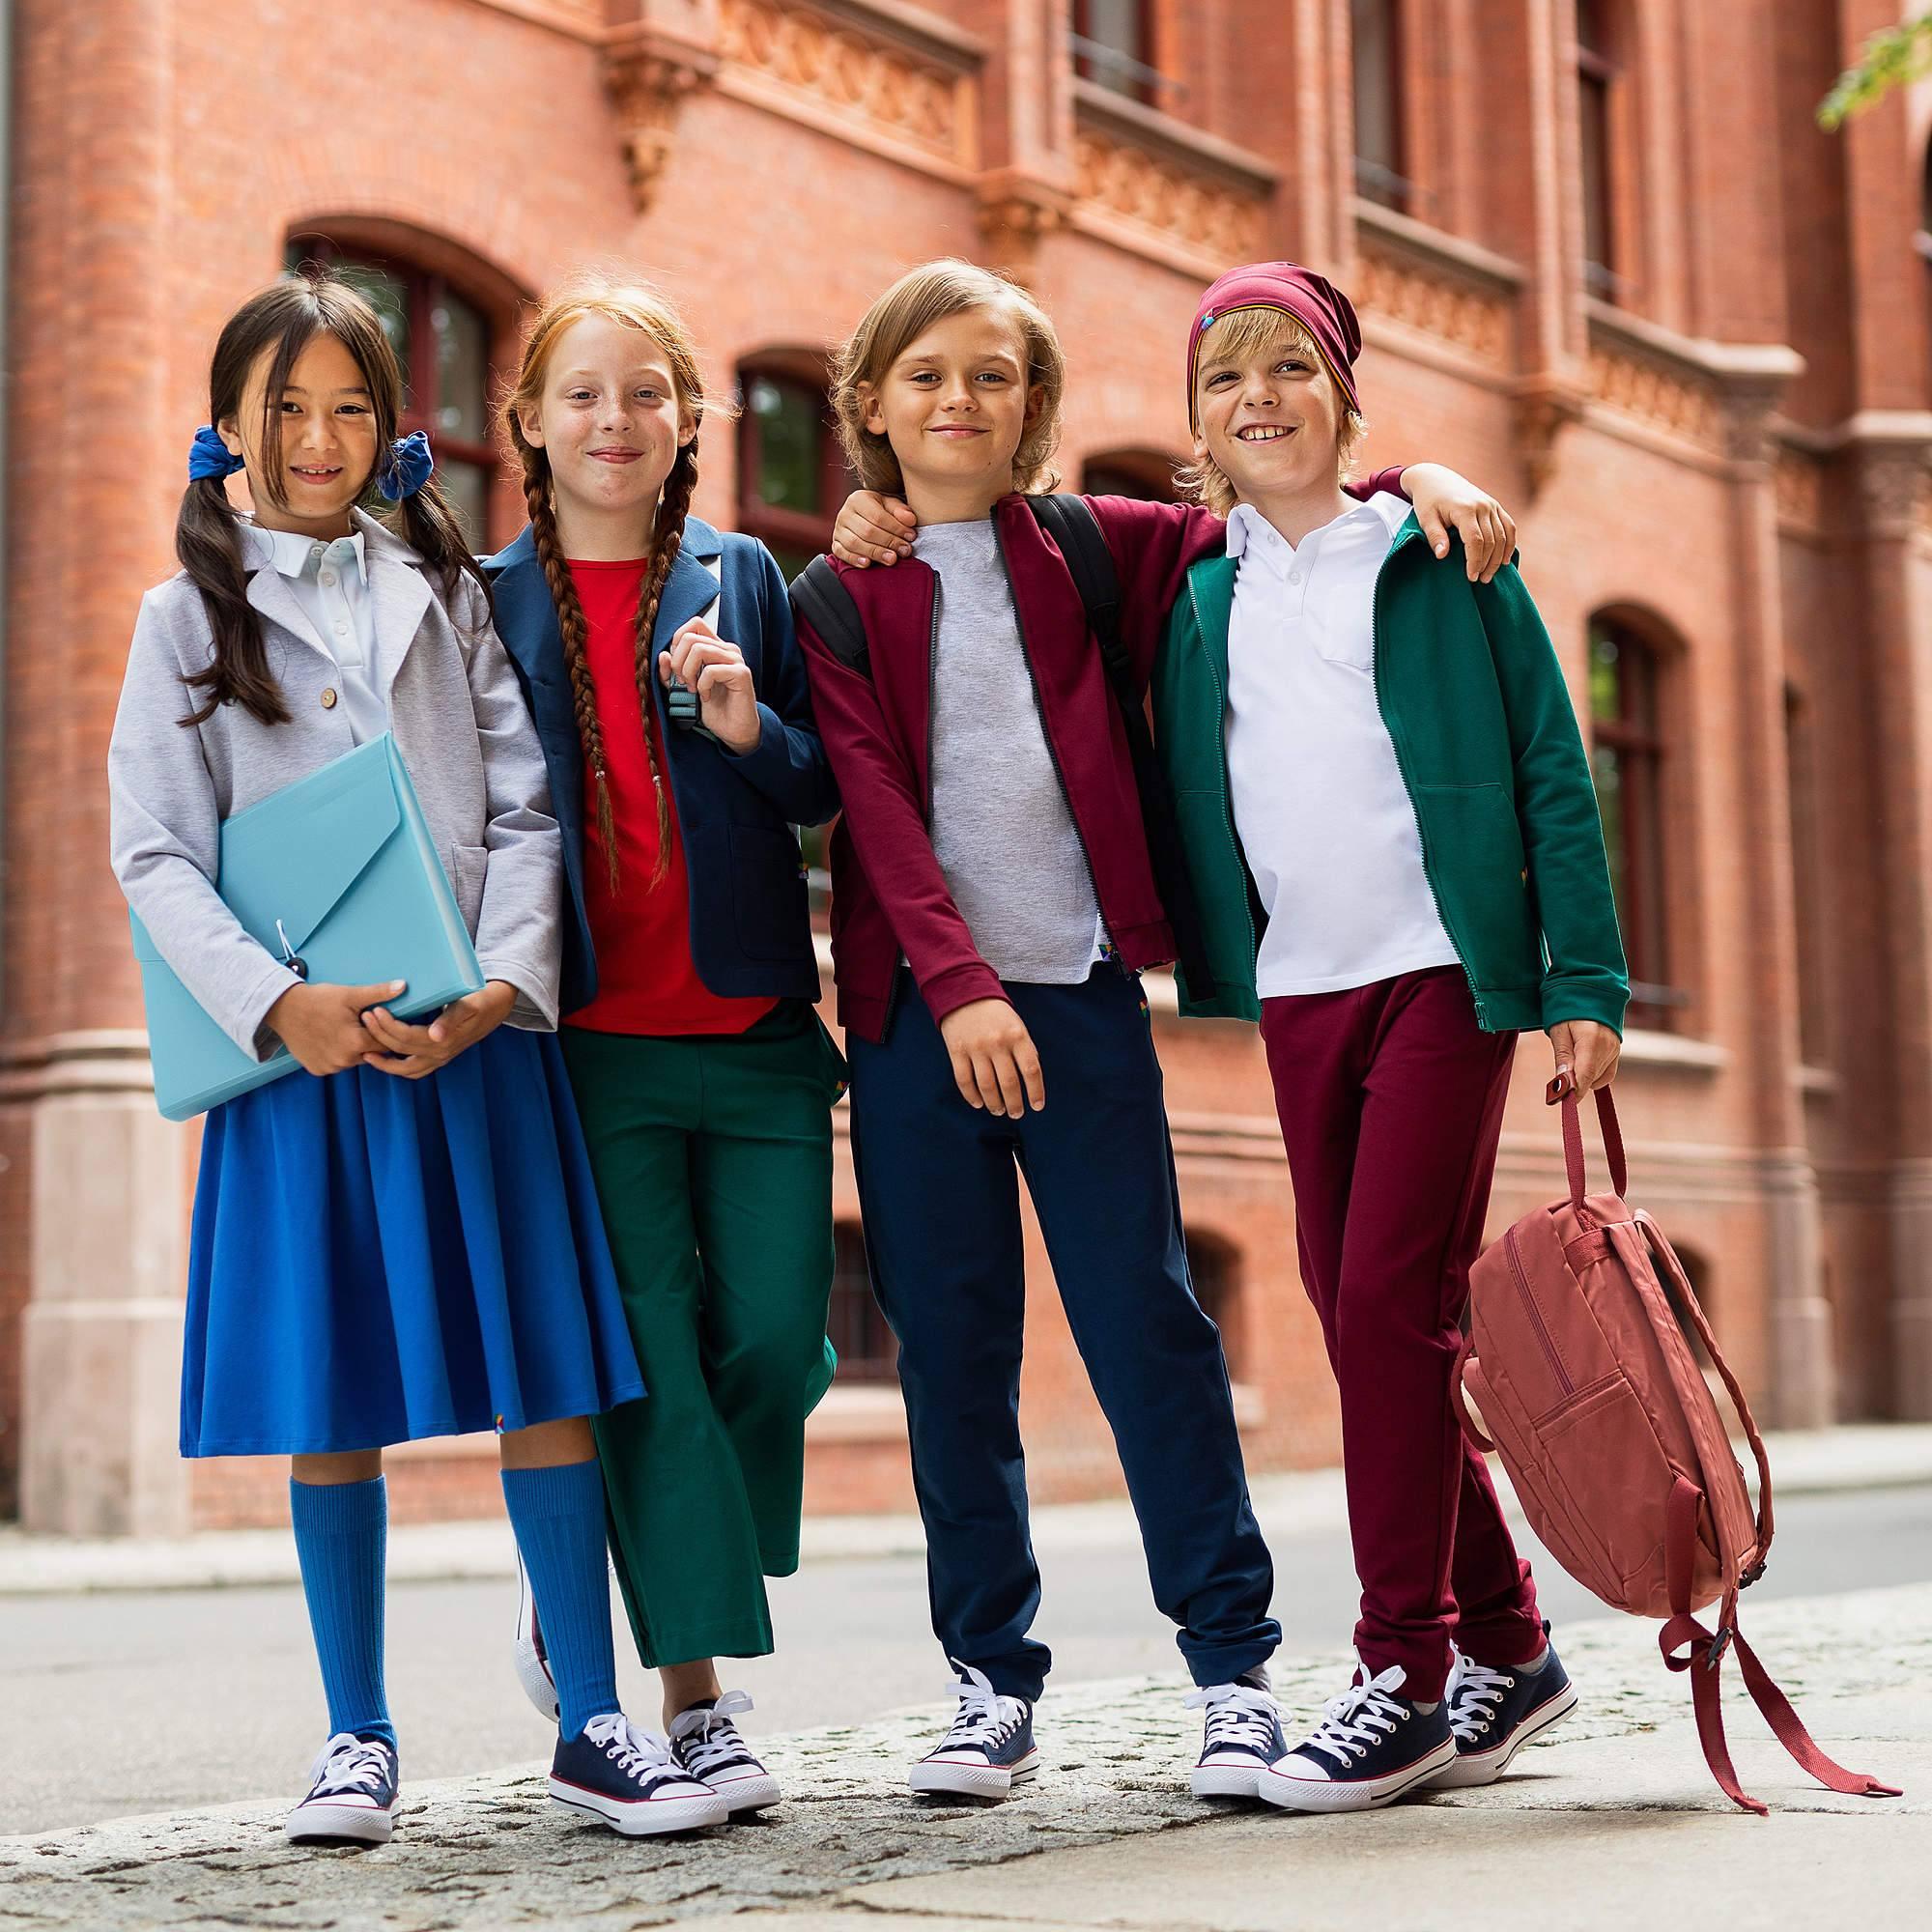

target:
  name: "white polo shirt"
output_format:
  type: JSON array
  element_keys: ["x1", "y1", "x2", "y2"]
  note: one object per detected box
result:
[
  {"x1": 244, "y1": 522, "x2": 387, "y2": 746},
  {"x1": 1224, "y1": 491, "x2": 1461, "y2": 998}
]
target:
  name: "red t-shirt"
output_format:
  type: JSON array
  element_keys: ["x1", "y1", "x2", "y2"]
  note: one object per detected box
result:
[{"x1": 565, "y1": 556, "x2": 777, "y2": 1037}]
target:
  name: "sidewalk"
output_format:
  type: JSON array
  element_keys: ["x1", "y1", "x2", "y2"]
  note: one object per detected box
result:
[
  {"x1": 3, "y1": 1581, "x2": 1924, "y2": 1931},
  {"x1": 4, "y1": 1422, "x2": 1930, "y2": 1596}
]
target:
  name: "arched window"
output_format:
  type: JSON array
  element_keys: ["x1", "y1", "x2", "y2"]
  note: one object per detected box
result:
[
  {"x1": 1082, "y1": 449, "x2": 1180, "y2": 503},
  {"x1": 1588, "y1": 615, "x2": 1678, "y2": 1028},
  {"x1": 1351, "y1": 0, "x2": 1409, "y2": 213},
  {"x1": 736, "y1": 356, "x2": 850, "y2": 582},
  {"x1": 1577, "y1": 1, "x2": 1625, "y2": 302},
  {"x1": 1183, "y1": 1228, "x2": 1245, "y2": 1379},
  {"x1": 827, "y1": 1220, "x2": 895, "y2": 1382},
  {"x1": 1072, "y1": 1, "x2": 1159, "y2": 105},
  {"x1": 284, "y1": 232, "x2": 508, "y2": 546}
]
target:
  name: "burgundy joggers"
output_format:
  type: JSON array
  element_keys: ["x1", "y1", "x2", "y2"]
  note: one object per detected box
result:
[{"x1": 1261, "y1": 965, "x2": 1546, "y2": 1701}]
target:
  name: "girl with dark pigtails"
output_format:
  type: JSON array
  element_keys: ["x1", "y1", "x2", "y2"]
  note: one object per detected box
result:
[{"x1": 487, "y1": 275, "x2": 842, "y2": 1817}]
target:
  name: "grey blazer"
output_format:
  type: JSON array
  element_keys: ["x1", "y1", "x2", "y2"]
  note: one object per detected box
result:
[{"x1": 108, "y1": 508, "x2": 562, "y2": 1062}]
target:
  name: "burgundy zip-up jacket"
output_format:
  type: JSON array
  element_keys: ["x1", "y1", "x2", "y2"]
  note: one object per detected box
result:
[{"x1": 794, "y1": 476, "x2": 1406, "y2": 1042}]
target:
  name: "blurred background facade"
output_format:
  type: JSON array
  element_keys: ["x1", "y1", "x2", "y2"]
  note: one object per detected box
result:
[{"x1": 3, "y1": 0, "x2": 1930, "y2": 1536}]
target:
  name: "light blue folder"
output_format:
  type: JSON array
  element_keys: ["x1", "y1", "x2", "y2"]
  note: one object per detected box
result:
[{"x1": 131, "y1": 734, "x2": 485, "y2": 1122}]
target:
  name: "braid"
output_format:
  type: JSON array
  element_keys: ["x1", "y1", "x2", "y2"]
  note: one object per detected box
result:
[
  {"x1": 628, "y1": 438, "x2": 698, "y2": 893},
  {"x1": 524, "y1": 465, "x2": 621, "y2": 896}
]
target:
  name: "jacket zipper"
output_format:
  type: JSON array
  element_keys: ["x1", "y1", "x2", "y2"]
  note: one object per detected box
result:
[
  {"x1": 1189, "y1": 575, "x2": 1258, "y2": 971},
  {"x1": 879, "y1": 580, "x2": 943, "y2": 1042},
  {"x1": 990, "y1": 513, "x2": 1112, "y2": 962},
  {"x1": 1371, "y1": 532, "x2": 1489, "y2": 1028},
  {"x1": 1504, "y1": 1226, "x2": 1573, "y2": 1396}
]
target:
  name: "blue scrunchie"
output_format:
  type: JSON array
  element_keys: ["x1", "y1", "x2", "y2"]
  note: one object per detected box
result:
[
  {"x1": 187, "y1": 425, "x2": 244, "y2": 482},
  {"x1": 377, "y1": 430, "x2": 435, "y2": 502}
]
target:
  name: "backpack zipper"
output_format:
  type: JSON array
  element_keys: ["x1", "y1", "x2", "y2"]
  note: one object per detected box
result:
[
  {"x1": 1190, "y1": 573, "x2": 1258, "y2": 971},
  {"x1": 1370, "y1": 530, "x2": 1490, "y2": 1029},
  {"x1": 1505, "y1": 1225, "x2": 1574, "y2": 1396}
]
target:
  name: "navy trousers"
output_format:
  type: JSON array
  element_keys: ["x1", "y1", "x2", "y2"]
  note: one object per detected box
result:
[{"x1": 847, "y1": 966, "x2": 1279, "y2": 1701}]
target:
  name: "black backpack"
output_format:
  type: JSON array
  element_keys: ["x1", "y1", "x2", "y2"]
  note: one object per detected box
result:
[{"x1": 789, "y1": 495, "x2": 1214, "y2": 995}]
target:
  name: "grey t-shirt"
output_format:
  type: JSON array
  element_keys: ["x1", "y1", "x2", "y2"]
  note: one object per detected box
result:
[{"x1": 917, "y1": 518, "x2": 1107, "y2": 984}]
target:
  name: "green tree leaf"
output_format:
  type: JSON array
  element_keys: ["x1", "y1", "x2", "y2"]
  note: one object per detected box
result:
[{"x1": 1819, "y1": 17, "x2": 1932, "y2": 129}]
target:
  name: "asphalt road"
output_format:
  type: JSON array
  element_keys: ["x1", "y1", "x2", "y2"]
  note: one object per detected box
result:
[{"x1": 5, "y1": 1484, "x2": 1930, "y2": 1836}]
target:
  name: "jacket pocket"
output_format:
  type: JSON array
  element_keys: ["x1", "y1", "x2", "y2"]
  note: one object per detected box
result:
[
  {"x1": 729, "y1": 823, "x2": 810, "y2": 963},
  {"x1": 449, "y1": 843, "x2": 489, "y2": 935},
  {"x1": 1412, "y1": 781, "x2": 1540, "y2": 986}
]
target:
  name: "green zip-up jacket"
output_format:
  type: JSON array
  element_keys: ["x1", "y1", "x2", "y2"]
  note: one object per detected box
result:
[{"x1": 1150, "y1": 514, "x2": 1628, "y2": 1037}]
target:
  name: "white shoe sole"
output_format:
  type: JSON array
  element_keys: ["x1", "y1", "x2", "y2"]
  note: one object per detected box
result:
[
  {"x1": 549, "y1": 1777, "x2": 728, "y2": 1836},
  {"x1": 909, "y1": 1747, "x2": 1040, "y2": 1802},
  {"x1": 512, "y1": 1553, "x2": 561, "y2": 1723},
  {"x1": 286, "y1": 1797, "x2": 397, "y2": 1845},
  {"x1": 709, "y1": 1770, "x2": 783, "y2": 1814},
  {"x1": 1258, "y1": 1736, "x2": 1457, "y2": 1814},
  {"x1": 1191, "y1": 1760, "x2": 1265, "y2": 1800},
  {"x1": 1423, "y1": 1680, "x2": 1578, "y2": 1789}
]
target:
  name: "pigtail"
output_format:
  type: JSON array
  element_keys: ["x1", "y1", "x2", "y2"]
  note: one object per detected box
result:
[
  {"x1": 396, "y1": 477, "x2": 496, "y2": 631},
  {"x1": 523, "y1": 465, "x2": 621, "y2": 896},
  {"x1": 176, "y1": 475, "x2": 289, "y2": 728},
  {"x1": 627, "y1": 439, "x2": 698, "y2": 893}
]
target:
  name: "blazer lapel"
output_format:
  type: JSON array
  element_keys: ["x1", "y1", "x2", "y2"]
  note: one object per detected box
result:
[
  {"x1": 652, "y1": 540, "x2": 724, "y2": 658},
  {"x1": 243, "y1": 555, "x2": 333, "y2": 665},
  {"x1": 1191, "y1": 554, "x2": 1237, "y2": 693},
  {"x1": 354, "y1": 511, "x2": 435, "y2": 702}
]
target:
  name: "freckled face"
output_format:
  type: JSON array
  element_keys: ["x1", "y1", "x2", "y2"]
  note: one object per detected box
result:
[
  {"x1": 518, "y1": 314, "x2": 695, "y2": 533},
  {"x1": 222, "y1": 331, "x2": 381, "y2": 539},
  {"x1": 1192, "y1": 326, "x2": 1346, "y2": 505}
]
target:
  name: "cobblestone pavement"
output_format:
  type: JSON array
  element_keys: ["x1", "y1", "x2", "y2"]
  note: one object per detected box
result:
[{"x1": 3, "y1": 1584, "x2": 1924, "y2": 1931}]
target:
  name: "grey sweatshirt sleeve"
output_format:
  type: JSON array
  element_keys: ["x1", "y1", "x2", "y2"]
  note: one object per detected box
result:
[{"x1": 107, "y1": 587, "x2": 300, "y2": 1062}]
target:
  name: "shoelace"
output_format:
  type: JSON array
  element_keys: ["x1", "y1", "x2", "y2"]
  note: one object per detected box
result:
[
  {"x1": 1444, "y1": 1654, "x2": 1514, "y2": 1744},
  {"x1": 582, "y1": 1712, "x2": 688, "y2": 1791},
  {"x1": 936, "y1": 1662, "x2": 1026, "y2": 1753},
  {"x1": 1298, "y1": 1663, "x2": 1412, "y2": 1768},
  {"x1": 670, "y1": 1690, "x2": 760, "y2": 1776},
  {"x1": 1184, "y1": 1682, "x2": 1280, "y2": 1754},
  {"x1": 306, "y1": 1733, "x2": 391, "y2": 1798}
]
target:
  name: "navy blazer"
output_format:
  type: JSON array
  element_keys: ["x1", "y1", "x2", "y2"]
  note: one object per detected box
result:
[{"x1": 486, "y1": 516, "x2": 838, "y2": 1017}]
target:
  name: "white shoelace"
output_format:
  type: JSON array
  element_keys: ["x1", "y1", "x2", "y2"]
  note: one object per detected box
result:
[
  {"x1": 1296, "y1": 1664, "x2": 1412, "y2": 1768},
  {"x1": 305, "y1": 1733, "x2": 391, "y2": 1798},
  {"x1": 582, "y1": 1712, "x2": 687, "y2": 1789},
  {"x1": 935, "y1": 1662, "x2": 1027, "y2": 1754},
  {"x1": 1184, "y1": 1682, "x2": 1280, "y2": 1755},
  {"x1": 1444, "y1": 1653, "x2": 1514, "y2": 1744},
  {"x1": 670, "y1": 1690, "x2": 761, "y2": 1776}
]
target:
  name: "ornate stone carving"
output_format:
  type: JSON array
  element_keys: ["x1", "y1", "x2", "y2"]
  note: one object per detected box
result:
[
  {"x1": 976, "y1": 169, "x2": 1071, "y2": 285},
  {"x1": 1855, "y1": 442, "x2": 1932, "y2": 535},
  {"x1": 1773, "y1": 446, "x2": 1826, "y2": 532},
  {"x1": 1513, "y1": 378, "x2": 1587, "y2": 497},
  {"x1": 1070, "y1": 124, "x2": 1266, "y2": 269},
  {"x1": 1352, "y1": 248, "x2": 1512, "y2": 366},
  {"x1": 603, "y1": 32, "x2": 722, "y2": 214},
  {"x1": 1586, "y1": 342, "x2": 1722, "y2": 450},
  {"x1": 715, "y1": 0, "x2": 977, "y2": 175}
]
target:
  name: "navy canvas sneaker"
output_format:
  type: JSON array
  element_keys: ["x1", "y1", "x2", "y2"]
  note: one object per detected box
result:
[
  {"x1": 908, "y1": 1662, "x2": 1040, "y2": 1801},
  {"x1": 511, "y1": 1547, "x2": 561, "y2": 1722},
  {"x1": 1186, "y1": 1673, "x2": 1288, "y2": 1799},
  {"x1": 1257, "y1": 1662, "x2": 1455, "y2": 1813},
  {"x1": 670, "y1": 1690, "x2": 781, "y2": 1815},
  {"x1": 1424, "y1": 1631, "x2": 1577, "y2": 1789},
  {"x1": 549, "y1": 1713, "x2": 729, "y2": 1835},
  {"x1": 285, "y1": 1732, "x2": 401, "y2": 1845}
]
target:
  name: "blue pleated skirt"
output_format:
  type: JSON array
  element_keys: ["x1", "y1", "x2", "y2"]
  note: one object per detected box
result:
[{"x1": 182, "y1": 1026, "x2": 645, "y2": 1457}]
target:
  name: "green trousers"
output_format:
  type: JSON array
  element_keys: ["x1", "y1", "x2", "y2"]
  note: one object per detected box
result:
[{"x1": 562, "y1": 1003, "x2": 842, "y2": 1667}]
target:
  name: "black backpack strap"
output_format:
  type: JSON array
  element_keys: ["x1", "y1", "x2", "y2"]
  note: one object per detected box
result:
[
  {"x1": 788, "y1": 554, "x2": 871, "y2": 681},
  {"x1": 1026, "y1": 495, "x2": 1216, "y2": 999}
]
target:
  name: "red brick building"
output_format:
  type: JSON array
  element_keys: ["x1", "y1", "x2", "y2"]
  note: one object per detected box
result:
[{"x1": 5, "y1": 0, "x2": 1929, "y2": 1533}]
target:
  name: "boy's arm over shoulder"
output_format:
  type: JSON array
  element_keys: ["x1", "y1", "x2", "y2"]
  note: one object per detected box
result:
[
  {"x1": 721, "y1": 535, "x2": 839, "y2": 827},
  {"x1": 107, "y1": 582, "x2": 303, "y2": 1062},
  {"x1": 452, "y1": 572, "x2": 563, "y2": 1032},
  {"x1": 790, "y1": 563, "x2": 1006, "y2": 1025},
  {"x1": 1470, "y1": 561, "x2": 1630, "y2": 1036}
]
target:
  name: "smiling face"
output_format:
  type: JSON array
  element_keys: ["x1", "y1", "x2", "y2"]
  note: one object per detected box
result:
[
  {"x1": 515, "y1": 312, "x2": 695, "y2": 552},
  {"x1": 221, "y1": 330, "x2": 382, "y2": 540},
  {"x1": 858, "y1": 305, "x2": 1044, "y2": 520},
  {"x1": 1190, "y1": 310, "x2": 1358, "y2": 518}
]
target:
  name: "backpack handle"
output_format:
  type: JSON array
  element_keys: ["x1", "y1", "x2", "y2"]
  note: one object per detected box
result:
[{"x1": 1558, "y1": 1083, "x2": 1628, "y2": 1208}]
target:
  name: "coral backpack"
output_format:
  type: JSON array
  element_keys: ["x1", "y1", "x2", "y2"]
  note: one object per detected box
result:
[{"x1": 1455, "y1": 1086, "x2": 1899, "y2": 1815}]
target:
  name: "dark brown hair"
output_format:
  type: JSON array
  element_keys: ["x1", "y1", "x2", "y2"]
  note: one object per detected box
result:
[
  {"x1": 176, "y1": 275, "x2": 491, "y2": 727},
  {"x1": 501, "y1": 274, "x2": 712, "y2": 895}
]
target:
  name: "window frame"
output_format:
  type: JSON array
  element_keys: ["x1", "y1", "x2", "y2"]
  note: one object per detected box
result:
[
  {"x1": 1071, "y1": 0, "x2": 1162, "y2": 106},
  {"x1": 1350, "y1": 0, "x2": 1413, "y2": 214},
  {"x1": 1576, "y1": 0, "x2": 1634, "y2": 306},
  {"x1": 735, "y1": 355, "x2": 849, "y2": 576}
]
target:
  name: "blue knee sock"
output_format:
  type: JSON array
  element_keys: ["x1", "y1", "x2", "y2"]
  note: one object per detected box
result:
[
  {"x1": 289, "y1": 1476, "x2": 395, "y2": 1749},
  {"x1": 500, "y1": 1460, "x2": 621, "y2": 1741}
]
